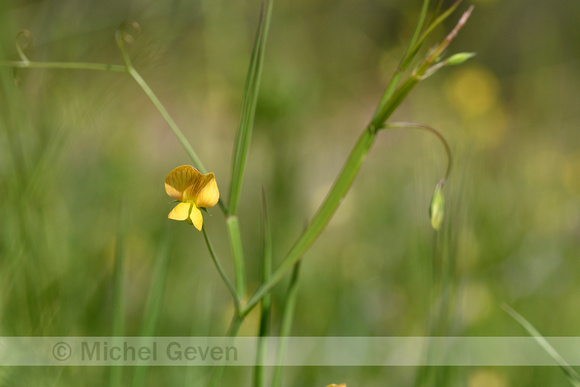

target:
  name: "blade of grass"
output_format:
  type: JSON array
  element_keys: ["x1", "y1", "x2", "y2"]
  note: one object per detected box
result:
[
  {"x1": 253, "y1": 189, "x2": 273, "y2": 387},
  {"x1": 131, "y1": 226, "x2": 173, "y2": 387},
  {"x1": 226, "y1": 0, "x2": 274, "y2": 304},
  {"x1": 503, "y1": 304, "x2": 580, "y2": 387},
  {"x1": 109, "y1": 203, "x2": 126, "y2": 387},
  {"x1": 403, "y1": 0, "x2": 464, "y2": 70},
  {"x1": 372, "y1": 0, "x2": 430, "y2": 119},
  {"x1": 372, "y1": 5, "x2": 473, "y2": 128},
  {"x1": 228, "y1": 0, "x2": 273, "y2": 216},
  {"x1": 271, "y1": 261, "x2": 302, "y2": 387},
  {"x1": 206, "y1": 314, "x2": 244, "y2": 387},
  {"x1": 227, "y1": 216, "x2": 246, "y2": 300},
  {"x1": 372, "y1": 0, "x2": 464, "y2": 124}
]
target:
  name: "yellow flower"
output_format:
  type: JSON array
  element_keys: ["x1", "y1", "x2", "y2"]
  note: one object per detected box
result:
[{"x1": 165, "y1": 165, "x2": 219, "y2": 231}]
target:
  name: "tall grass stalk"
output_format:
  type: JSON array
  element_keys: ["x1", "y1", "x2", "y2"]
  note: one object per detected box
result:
[
  {"x1": 504, "y1": 304, "x2": 580, "y2": 387},
  {"x1": 131, "y1": 227, "x2": 173, "y2": 387},
  {"x1": 271, "y1": 261, "x2": 302, "y2": 387},
  {"x1": 253, "y1": 191, "x2": 273, "y2": 387},
  {"x1": 110, "y1": 204, "x2": 126, "y2": 387},
  {"x1": 226, "y1": 0, "x2": 274, "y2": 303}
]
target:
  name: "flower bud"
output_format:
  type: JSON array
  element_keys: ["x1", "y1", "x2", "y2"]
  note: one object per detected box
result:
[
  {"x1": 429, "y1": 181, "x2": 445, "y2": 230},
  {"x1": 445, "y1": 52, "x2": 476, "y2": 66}
]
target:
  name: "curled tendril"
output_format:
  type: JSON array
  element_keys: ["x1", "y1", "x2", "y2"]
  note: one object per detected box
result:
[
  {"x1": 115, "y1": 20, "x2": 140, "y2": 69},
  {"x1": 15, "y1": 30, "x2": 32, "y2": 63},
  {"x1": 115, "y1": 20, "x2": 140, "y2": 47}
]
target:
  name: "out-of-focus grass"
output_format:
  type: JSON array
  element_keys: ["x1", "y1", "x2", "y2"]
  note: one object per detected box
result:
[{"x1": 1, "y1": 0, "x2": 580, "y2": 386}]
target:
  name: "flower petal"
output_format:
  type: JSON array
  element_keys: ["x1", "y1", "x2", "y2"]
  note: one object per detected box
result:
[
  {"x1": 194, "y1": 173, "x2": 219, "y2": 209},
  {"x1": 168, "y1": 202, "x2": 192, "y2": 221},
  {"x1": 165, "y1": 165, "x2": 201, "y2": 201},
  {"x1": 188, "y1": 204, "x2": 203, "y2": 231}
]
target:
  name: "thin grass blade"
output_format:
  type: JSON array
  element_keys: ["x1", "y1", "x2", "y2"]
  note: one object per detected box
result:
[
  {"x1": 109, "y1": 204, "x2": 126, "y2": 387},
  {"x1": 228, "y1": 0, "x2": 273, "y2": 215},
  {"x1": 253, "y1": 189, "x2": 273, "y2": 387},
  {"x1": 271, "y1": 261, "x2": 302, "y2": 387},
  {"x1": 131, "y1": 227, "x2": 173, "y2": 387},
  {"x1": 503, "y1": 304, "x2": 580, "y2": 387}
]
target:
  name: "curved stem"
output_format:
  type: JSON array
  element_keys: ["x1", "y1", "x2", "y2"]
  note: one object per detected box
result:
[
  {"x1": 202, "y1": 226, "x2": 240, "y2": 309},
  {"x1": 115, "y1": 22, "x2": 207, "y2": 173},
  {"x1": 382, "y1": 122, "x2": 452, "y2": 179}
]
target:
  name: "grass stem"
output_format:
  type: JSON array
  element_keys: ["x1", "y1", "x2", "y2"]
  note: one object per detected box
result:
[{"x1": 226, "y1": 216, "x2": 246, "y2": 301}]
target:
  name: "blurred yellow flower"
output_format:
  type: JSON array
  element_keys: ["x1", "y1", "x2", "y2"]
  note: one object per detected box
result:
[
  {"x1": 326, "y1": 384, "x2": 346, "y2": 387},
  {"x1": 165, "y1": 165, "x2": 219, "y2": 231}
]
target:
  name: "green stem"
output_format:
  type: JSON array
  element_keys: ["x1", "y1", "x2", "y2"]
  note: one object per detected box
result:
[
  {"x1": 114, "y1": 23, "x2": 207, "y2": 174},
  {"x1": 382, "y1": 122, "x2": 452, "y2": 179},
  {"x1": 132, "y1": 227, "x2": 173, "y2": 387},
  {"x1": 110, "y1": 205, "x2": 126, "y2": 387},
  {"x1": 0, "y1": 60, "x2": 126, "y2": 72},
  {"x1": 226, "y1": 216, "x2": 246, "y2": 301},
  {"x1": 114, "y1": 22, "x2": 229, "y2": 213},
  {"x1": 202, "y1": 226, "x2": 240, "y2": 308},
  {"x1": 253, "y1": 192, "x2": 273, "y2": 387},
  {"x1": 271, "y1": 261, "x2": 301, "y2": 387},
  {"x1": 372, "y1": 0, "x2": 429, "y2": 120},
  {"x1": 372, "y1": 0, "x2": 466, "y2": 126},
  {"x1": 243, "y1": 126, "x2": 376, "y2": 314},
  {"x1": 206, "y1": 314, "x2": 244, "y2": 387},
  {"x1": 371, "y1": 76, "x2": 419, "y2": 130}
]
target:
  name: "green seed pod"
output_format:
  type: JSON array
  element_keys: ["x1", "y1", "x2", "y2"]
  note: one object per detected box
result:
[
  {"x1": 445, "y1": 52, "x2": 476, "y2": 66},
  {"x1": 429, "y1": 181, "x2": 445, "y2": 230}
]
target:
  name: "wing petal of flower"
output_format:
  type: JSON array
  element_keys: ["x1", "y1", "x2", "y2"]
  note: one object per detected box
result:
[
  {"x1": 168, "y1": 202, "x2": 192, "y2": 221},
  {"x1": 188, "y1": 204, "x2": 204, "y2": 231}
]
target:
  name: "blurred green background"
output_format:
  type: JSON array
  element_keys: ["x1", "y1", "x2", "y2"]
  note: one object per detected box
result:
[{"x1": 1, "y1": 0, "x2": 579, "y2": 385}]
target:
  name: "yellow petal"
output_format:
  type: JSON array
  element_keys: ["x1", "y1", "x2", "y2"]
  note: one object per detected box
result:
[
  {"x1": 165, "y1": 165, "x2": 201, "y2": 201},
  {"x1": 168, "y1": 202, "x2": 191, "y2": 221},
  {"x1": 188, "y1": 204, "x2": 203, "y2": 231},
  {"x1": 194, "y1": 173, "x2": 219, "y2": 209}
]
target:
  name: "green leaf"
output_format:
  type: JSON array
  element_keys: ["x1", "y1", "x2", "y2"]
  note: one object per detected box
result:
[{"x1": 228, "y1": 0, "x2": 273, "y2": 216}]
